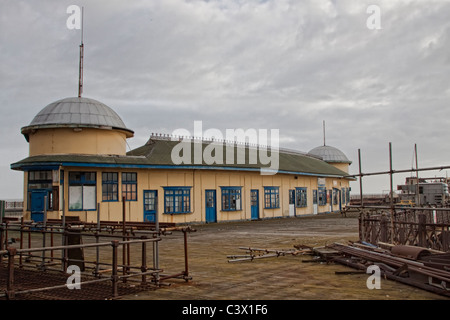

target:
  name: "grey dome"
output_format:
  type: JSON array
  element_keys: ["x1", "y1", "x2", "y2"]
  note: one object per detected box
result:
[
  {"x1": 308, "y1": 145, "x2": 351, "y2": 164},
  {"x1": 22, "y1": 97, "x2": 134, "y2": 139}
]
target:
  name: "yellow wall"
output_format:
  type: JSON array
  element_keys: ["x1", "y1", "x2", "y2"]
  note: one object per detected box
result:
[
  {"x1": 25, "y1": 167, "x2": 350, "y2": 224},
  {"x1": 330, "y1": 162, "x2": 350, "y2": 174},
  {"x1": 28, "y1": 128, "x2": 128, "y2": 156}
]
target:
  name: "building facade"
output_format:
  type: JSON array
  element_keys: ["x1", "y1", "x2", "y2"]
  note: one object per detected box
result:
[{"x1": 12, "y1": 97, "x2": 353, "y2": 224}]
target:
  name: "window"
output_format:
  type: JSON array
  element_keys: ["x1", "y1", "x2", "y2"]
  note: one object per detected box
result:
[
  {"x1": 289, "y1": 190, "x2": 295, "y2": 205},
  {"x1": 164, "y1": 187, "x2": 191, "y2": 214},
  {"x1": 69, "y1": 172, "x2": 96, "y2": 211},
  {"x1": 251, "y1": 190, "x2": 258, "y2": 207},
  {"x1": 102, "y1": 172, "x2": 118, "y2": 201},
  {"x1": 264, "y1": 187, "x2": 279, "y2": 209},
  {"x1": 221, "y1": 187, "x2": 242, "y2": 211},
  {"x1": 318, "y1": 187, "x2": 327, "y2": 206},
  {"x1": 28, "y1": 171, "x2": 52, "y2": 189},
  {"x1": 296, "y1": 188, "x2": 307, "y2": 208},
  {"x1": 333, "y1": 189, "x2": 339, "y2": 205},
  {"x1": 122, "y1": 172, "x2": 137, "y2": 201},
  {"x1": 144, "y1": 191, "x2": 157, "y2": 212}
]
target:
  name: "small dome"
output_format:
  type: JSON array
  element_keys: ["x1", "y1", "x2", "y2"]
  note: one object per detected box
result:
[
  {"x1": 21, "y1": 97, "x2": 134, "y2": 139},
  {"x1": 308, "y1": 145, "x2": 351, "y2": 164}
]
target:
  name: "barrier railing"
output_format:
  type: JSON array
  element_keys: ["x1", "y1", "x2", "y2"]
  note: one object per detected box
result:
[{"x1": 0, "y1": 219, "x2": 193, "y2": 300}]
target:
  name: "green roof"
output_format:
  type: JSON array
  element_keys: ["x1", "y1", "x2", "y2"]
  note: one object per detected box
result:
[{"x1": 11, "y1": 138, "x2": 351, "y2": 178}]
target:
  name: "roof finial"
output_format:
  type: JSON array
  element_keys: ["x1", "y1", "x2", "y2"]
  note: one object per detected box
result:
[
  {"x1": 78, "y1": 6, "x2": 84, "y2": 98},
  {"x1": 323, "y1": 120, "x2": 326, "y2": 146}
]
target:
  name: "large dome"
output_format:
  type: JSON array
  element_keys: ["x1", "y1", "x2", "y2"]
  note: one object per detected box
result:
[
  {"x1": 21, "y1": 97, "x2": 134, "y2": 140},
  {"x1": 308, "y1": 145, "x2": 351, "y2": 164}
]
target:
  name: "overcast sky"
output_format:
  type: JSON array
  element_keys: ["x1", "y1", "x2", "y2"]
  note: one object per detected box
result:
[{"x1": 1, "y1": 0, "x2": 450, "y2": 199}]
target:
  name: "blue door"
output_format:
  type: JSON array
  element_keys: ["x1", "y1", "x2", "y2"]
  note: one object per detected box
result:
[
  {"x1": 143, "y1": 190, "x2": 157, "y2": 223},
  {"x1": 31, "y1": 190, "x2": 47, "y2": 222},
  {"x1": 205, "y1": 190, "x2": 216, "y2": 223},
  {"x1": 251, "y1": 189, "x2": 259, "y2": 220}
]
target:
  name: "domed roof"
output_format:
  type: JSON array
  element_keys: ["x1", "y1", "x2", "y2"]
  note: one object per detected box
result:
[
  {"x1": 308, "y1": 145, "x2": 351, "y2": 164},
  {"x1": 21, "y1": 97, "x2": 134, "y2": 139}
]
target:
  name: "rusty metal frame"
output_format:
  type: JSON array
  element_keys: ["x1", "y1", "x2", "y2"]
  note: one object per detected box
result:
[
  {"x1": 347, "y1": 143, "x2": 450, "y2": 251},
  {"x1": 0, "y1": 219, "x2": 194, "y2": 300}
]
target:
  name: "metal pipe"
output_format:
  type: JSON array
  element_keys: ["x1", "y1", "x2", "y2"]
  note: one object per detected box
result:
[
  {"x1": 111, "y1": 240, "x2": 119, "y2": 297},
  {"x1": 13, "y1": 236, "x2": 160, "y2": 255},
  {"x1": 6, "y1": 247, "x2": 16, "y2": 300},
  {"x1": 122, "y1": 196, "x2": 127, "y2": 283},
  {"x1": 4, "y1": 277, "x2": 111, "y2": 298},
  {"x1": 358, "y1": 149, "x2": 363, "y2": 207},
  {"x1": 153, "y1": 192, "x2": 160, "y2": 286},
  {"x1": 141, "y1": 237, "x2": 147, "y2": 285},
  {"x1": 19, "y1": 217, "x2": 24, "y2": 267},
  {"x1": 389, "y1": 143, "x2": 396, "y2": 243},
  {"x1": 415, "y1": 144, "x2": 421, "y2": 207},
  {"x1": 183, "y1": 230, "x2": 189, "y2": 280},
  {"x1": 95, "y1": 203, "x2": 100, "y2": 277},
  {"x1": 346, "y1": 164, "x2": 450, "y2": 179},
  {"x1": 389, "y1": 143, "x2": 393, "y2": 208},
  {"x1": 348, "y1": 205, "x2": 450, "y2": 211},
  {"x1": 41, "y1": 195, "x2": 47, "y2": 269}
]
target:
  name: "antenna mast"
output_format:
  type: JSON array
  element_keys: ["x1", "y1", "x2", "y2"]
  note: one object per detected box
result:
[
  {"x1": 323, "y1": 120, "x2": 326, "y2": 146},
  {"x1": 78, "y1": 6, "x2": 84, "y2": 98}
]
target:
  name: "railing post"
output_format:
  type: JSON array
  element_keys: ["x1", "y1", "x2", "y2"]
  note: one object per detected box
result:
[
  {"x1": 141, "y1": 237, "x2": 147, "y2": 285},
  {"x1": 0, "y1": 224, "x2": 3, "y2": 264},
  {"x1": 0, "y1": 200, "x2": 4, "y2": 264},
  {"x1": 111, "y1": 240, "x2": 119, "y2": 298},
  {"x1": 6, "y1": 247, "x2": 17, "y2": 300},
  {"x1": 183, "y1": 229, "x2": 189, "y2": 281},
  {"x1": 418, "y1": 213, "x2": 427, "y2": 247},
  {"x1": 380, "y1": 214, "x2": 388, "y2": 243},
  {"x1": 94, "y1": 203, "x2": 101, "y2": 277},
  {"x1": 122, "y1": 196, "x2": 127, "y2": 283}
]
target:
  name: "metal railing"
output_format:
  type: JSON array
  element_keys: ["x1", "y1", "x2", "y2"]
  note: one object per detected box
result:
[
  {"x1": 0, "y1": 237, "x2": 161, "y2": 299},
  {"x1": 0, "y1": 219, "x2": 193, "y2": 300}
]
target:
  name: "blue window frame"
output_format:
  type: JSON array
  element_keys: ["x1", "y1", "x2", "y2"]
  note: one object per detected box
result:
[
  {"x1": 163, "y1": 187, "x2": 191, "y2": 214},
  {"x1": 102, "y1": 172, "x2": 118, "y2": 202},
  {"x1": 295, "y1": 187, "x2": 307, "y2": 208},
  {"x1": 318, "y1": 187, "x2": 327, "y2": 206},
  {"x1": 122, "y1": 172, "x2": 137, "y2": 201},
  {"x1": 264, "y1": 186, "x2": 280, "y2": 209},
  {"x1": 221, "y1": 187, "x2": 242, "y2": 211},
  {"x1": 68, "y1": 172, "x2": 97, "y2": 211}
]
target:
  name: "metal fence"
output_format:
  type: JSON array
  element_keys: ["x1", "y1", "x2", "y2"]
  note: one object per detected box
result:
[
  {"x1": 0, "y1": 219, "x2": 193, "y2": 300},
  {"x1": 347, "y1": 143, "x2": 450, "y2": 252},
  {"x1": 356, "y1": 206, "x2": 450, "y2": 252}
]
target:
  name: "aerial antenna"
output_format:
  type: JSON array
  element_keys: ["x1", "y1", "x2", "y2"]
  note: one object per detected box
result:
[
  {"x1": 323, "y1": 120, "x2": 326, "y2": 146},
  {"x1": 78, "y1": 6, "x2": 84, "y2": 98}
]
